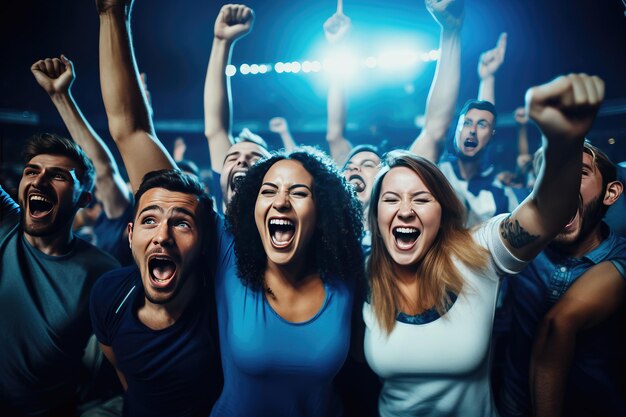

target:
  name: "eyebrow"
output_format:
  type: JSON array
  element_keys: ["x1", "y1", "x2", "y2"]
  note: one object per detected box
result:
[
  {"x1": 582, "y1": 162, "x2": 595, "y2": 172},
  {"x1": 381, "y1": 190, "x2": 432, "y2": 197},
  {"x1": 261, "y1": 182, "x2": 313, "y2": 193},
  {"x1": 138, "y1": 205, "x2": 196, "y2": 219}
]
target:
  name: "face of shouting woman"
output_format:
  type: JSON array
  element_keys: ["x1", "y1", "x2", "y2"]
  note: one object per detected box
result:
[
  {"x1": 255, "y1": 159, "x2": 317, "y2": 271},
  {"x1": 377, "y1": 166, "x2": 442, "y2": 271}
]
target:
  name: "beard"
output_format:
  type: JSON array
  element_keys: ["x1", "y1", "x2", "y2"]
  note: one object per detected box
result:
[
  {"x1": 20, "y1": 204, "x2": 75, "y2": 238},
  {"x1": 550, "y1": 192, "x2": 606, "y2": 251}
]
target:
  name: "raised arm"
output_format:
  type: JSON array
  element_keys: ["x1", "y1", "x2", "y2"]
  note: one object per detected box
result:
[
  {"x1": 31, "y1": 55, "x2": 130, "y2": 218},
  {"x1": 269, "y1": 117, "x2": 297, "y2": 152},
  {"x1": 97, "y1": 0, "x2": 175, "y2": 192},
  {"x1": 530, "y1": 260, "x2": 626, "y2": 417},
  {"x1": 203, "y1": 4, "x2": 254, "y2": 173},
  {"x1": 324, "y1": 9, "x2": 353, "y2": 166},
  {"x1": 409, "y1": 0, "x2": 464, "y2": 162},
  {"x1": 477, "y1": 32, "x2": 507, "y2": 104},
  {"x1": 500, "y1": 74, "x2": 605, "y2": 260}
]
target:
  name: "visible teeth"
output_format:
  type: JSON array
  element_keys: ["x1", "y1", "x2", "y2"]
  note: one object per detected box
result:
[
  {"x1": 269, "y1": 219, "x2": 294, "y2": 226},
  {"x1": 395, "y1": 227, "x2": 418, "y2": 234},
  {"x1": 30, "y1": 195, "x2": 51, "y2": 203},
  {"x1": 232, "y1": 172, "x2": 246, "y2": 179}
]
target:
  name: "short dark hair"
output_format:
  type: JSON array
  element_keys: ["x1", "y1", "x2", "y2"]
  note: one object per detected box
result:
[
  {"x1": 133, "y1": 169, "x2": 213, "y2": 221},
  {"x1": 226, "y1": 146, "x2": 365, "y2": 289},
  {"x1": 342, "y1": 144, "x2": 382, "y2": 170},
  {"x1": 22, "y1": 132, "x2": 96, "y2": 193},
  {"x1": 177, "y1": 159, "x2": 200, "y2": 178},
  {"x1": 459, "y1": 99, "x2": 498, "y2": 126}
]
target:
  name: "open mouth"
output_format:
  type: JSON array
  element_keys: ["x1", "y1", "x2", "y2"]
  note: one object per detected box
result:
[
  {"x1": 563, "y1": 195, "x2": 583, "y2": 231},
  {"x1": 348, "y1": 174, "x2": 366, "y2": 193},
  {"x1": 268, "y1": 218, "x2": 295, "y2": 248},
  {"x1": 28, "y1": 194, "x2": 54, "y2": 219},
  {"x1": 148, "y1": 256, "x2": 177, "y2": 288},
  {"x1": 393, "y1": 226, "x2": 420, "y2": 250},
  {"x1": 230, "y1": 171, "x2": 247, "y2": 191},
  {"x1": 463, "y1": 138, "x2": 478, "y2": 149}
]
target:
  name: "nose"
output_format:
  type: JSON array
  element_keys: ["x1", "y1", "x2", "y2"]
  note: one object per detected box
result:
[
  {"x1": 31, "y1": 171, "x2": 47, "y2": 188},
  {"x1": 153, "y1": 222, "x2": 173, "y2": 246},
  {"x1": 397, "y1": 199, "x2": 416, "y2": 221},
  {"x1": 273, "y1": 190, "x2": 291, "y2": 211},
  {"x1": 236, "y1": 154, "x2": 249, "y2": 167}
]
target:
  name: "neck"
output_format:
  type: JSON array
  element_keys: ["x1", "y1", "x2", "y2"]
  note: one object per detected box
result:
[
  {"x1": 139, "y1": 274, "x2": 199, "y2": 330},
  {"x1": 24, "y1": 228, "x2": 75, "y2": 256},
  {"x1": 553, "y1": 223, "x2": 606, "y2": 259},
  {"x1": 457, "y1": 158, "x2": 480, "y2": 180}
]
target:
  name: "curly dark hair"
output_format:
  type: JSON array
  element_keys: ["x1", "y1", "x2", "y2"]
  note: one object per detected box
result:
[{"x1": 226, "y1": 146, "x2": 365, "y2": 290}]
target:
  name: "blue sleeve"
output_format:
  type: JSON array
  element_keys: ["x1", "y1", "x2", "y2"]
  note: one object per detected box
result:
[{"x1": 0, "y1": 185, "x2": 20, "y2": 222}]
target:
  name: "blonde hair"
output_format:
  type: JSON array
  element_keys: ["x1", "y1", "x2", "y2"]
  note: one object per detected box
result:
[{"x1": 368, "y1": 151, "x2": 489, "y2": 333}]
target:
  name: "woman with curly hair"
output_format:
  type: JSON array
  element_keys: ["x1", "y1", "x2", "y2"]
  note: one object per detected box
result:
[
  {"x1": 363, "y1": 73, "x2": 604, "y2": 417},
  {"x1": 210, "y1": 146, "x2": 364, "y2": 416}
]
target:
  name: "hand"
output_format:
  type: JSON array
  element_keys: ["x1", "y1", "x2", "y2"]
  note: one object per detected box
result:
[
  {"x1": 214, "y1": 4, "x2": 254, "y2": 42},
  {"x1": 478, "y1": 33, "x2": 507, "y2": 80},
  {"x1": 323, "y1": 13, "x2": 351, "y2": 44},
  {"x1": 426, "y1": 0, "x2": 464, "y2": 31},
  {"x1": 514, "y1": 106, "x2": 528, "y2": 125},
  {"x1": 95, "y1": 0, "x2": 131, "y2": 14},
  {"x1": 269, "y1": 117, "x2": 289, "y2": 135},
  {"x1": 31, "y1": 55, "x2": 75, "y2": 95},
  {"x1": 526, "y1": 73, "x2": 605, "y2": 143},
  {"x1": 173, "y1": 137, "x2": 186, "y2": 162}
]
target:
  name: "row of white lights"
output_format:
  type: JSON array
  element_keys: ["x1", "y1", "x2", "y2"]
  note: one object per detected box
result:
[{"x1": 226, "y1": 49, "x2": 441, "y2": 76}]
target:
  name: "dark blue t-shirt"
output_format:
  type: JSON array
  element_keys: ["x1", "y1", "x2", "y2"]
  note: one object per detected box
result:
[
  {"x1": 90, "y1": 266, "x2": 221, "y2": 417},
  {"x1": 91, "y1": 202, "x2": 134, "y2": 266}
]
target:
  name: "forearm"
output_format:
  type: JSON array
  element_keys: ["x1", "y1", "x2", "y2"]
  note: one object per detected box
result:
[
  {"x1": 50, "y1": 92, "x2": 130, "y2": 216},
  {"x1": 517, "y1": 125, "x2": 529, "y2": 155},
  {"x1": 478, "y1": 75, "x2": 495, "y2": 104},
  {"x1": 326, "y1": 76, "x2": 352, "y2": 164},
  {"x1": 279, "y1": 132, "x2": 297, "y2": 152},
  {"x1": 410, "y1": 28, "x2": 461, "y2": 161},
  {"x1": 530, "y1": 319, "x2": 575, "y2": 417},
  {"x1": 98, "y1": 8, "x2": 176, "y2": 192},
  {"x1": 99, "y1": 9, "x2": 153, "y2": 140},
  {"x1": 204, "y1": 37, "x2": 234, "y2": 171}
]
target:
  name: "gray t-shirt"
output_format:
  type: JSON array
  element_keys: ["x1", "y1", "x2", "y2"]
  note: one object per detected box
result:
[{"x1": 0, "y1": 186, "x2": 119, "y2": 416}]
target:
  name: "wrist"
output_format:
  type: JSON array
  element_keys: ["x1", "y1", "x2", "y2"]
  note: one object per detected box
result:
[{"x1": 49, "y1": 91, "x2": 72, "y2": 105}]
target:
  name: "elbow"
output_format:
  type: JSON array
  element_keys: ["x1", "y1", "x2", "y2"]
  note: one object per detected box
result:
[{"x1": 107, "y1": 117, "x2": 146, "y2": 144}]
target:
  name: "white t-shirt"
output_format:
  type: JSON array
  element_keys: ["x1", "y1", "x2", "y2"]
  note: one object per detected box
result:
[{"x1": 363, "y1": 214, "x2": 527, "y2": 417}]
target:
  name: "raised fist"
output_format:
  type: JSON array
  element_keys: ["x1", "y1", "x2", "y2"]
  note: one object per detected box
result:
[
  {"x1": 269, "y1": 117, "x2": 289, "y2": 134},
  {"x1": 426, "y1": 0, "x2": 464, "y2": 31},
  {"x1": 513, "y1": 106, "x2": 528, "y2": 125},
  {"x1": 31, "y1": 55, "x2": 74, "y2": 95},
  {"x1": 323, "y1": 13, "x2": 351, "y2": 44},
  {"x1": 214, "y1": 4, "x2": 254, "y2": 42},
  {"x1": 526, "y1": 73, "x2": 604, "y2": 143}
]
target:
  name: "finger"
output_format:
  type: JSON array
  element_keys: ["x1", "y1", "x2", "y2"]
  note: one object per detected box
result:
[
  {"x1": 52, "y1": 58, "x2": 64, "y2": 77},
  {"x1": 222, "y1": 6, "x2": 232, "y2": 24},
  {"x1": 526, "y1": 75, "x2": 571, "y2": 107},
  {"x1": 580, "y1": 74, "x2": 600, "y2": 105},
  {"x1": 497, "y1": 32, "x2": 507, "y2": 54},
  {"x1": 242, "y1": 7, "x2": 253, "y2": 24},
  {"x1": 44, "y1": 58, "x2": 55, "y2": 76},
  {"x1": 569, "y1": 73, "x2": 588, "y2": 106},
  {"x1": 591, "y1": 75, "x2": 605, "y2": 104},
  {"x1": 60, "y1": 54, "x2": 74, "y2": 74},
  {"x1": 31, "y1": 60, "x2": 44, "y2": 72}
]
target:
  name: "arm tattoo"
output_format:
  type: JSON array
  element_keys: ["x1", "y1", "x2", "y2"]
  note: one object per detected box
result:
[{"x1": 500, "y1": 215, "x2": 540, "y2": 249}]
